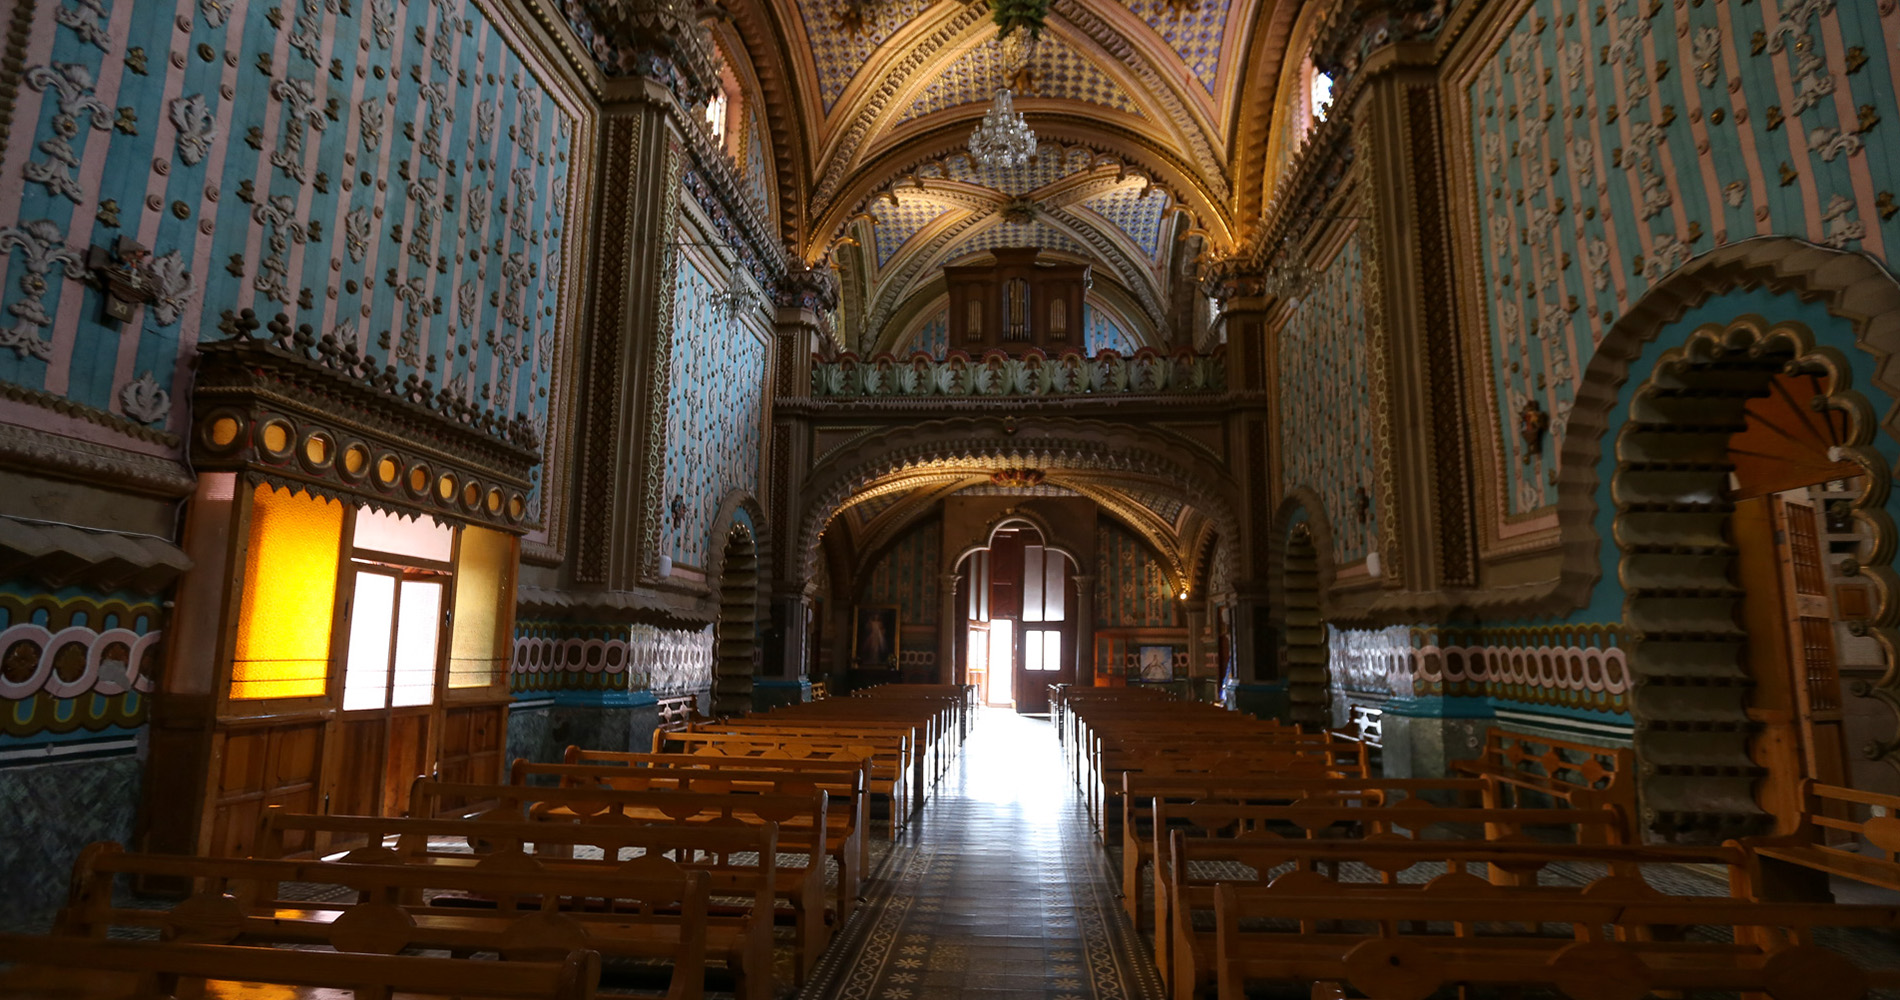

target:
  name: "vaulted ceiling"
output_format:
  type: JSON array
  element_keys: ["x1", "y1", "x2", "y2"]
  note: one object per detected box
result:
[
  {"x1": 827, "y1": 472, "x2": 1220, "y2": 595},
  {"x1": 719, "y1": 0, "x2": 1301, "y2": 348}
]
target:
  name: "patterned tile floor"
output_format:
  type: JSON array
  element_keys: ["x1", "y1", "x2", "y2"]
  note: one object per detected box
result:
[{"x1": 797, "y1": 708, "x2": 1165, "y2": 1000}]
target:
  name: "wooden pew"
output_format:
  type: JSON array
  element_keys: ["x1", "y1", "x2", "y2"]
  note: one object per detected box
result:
[
  {"x1": 1325, "y1": 703, "x2": 1382, "y2": 767},
  {"x1": 410, "y1": 778, "x2": 832, "y2": 974},
  {"x1": 57, "y1": 841, "x2": 709, "y2": 1000},
  {"x1": 1453, "y1": 725, "x2": 1636, "y2": 819},
  {"x1": 561, "y1": 746, "x2": 874, "y2": 883},
  {"x1": 0, "y1": 933, "x2": 601, "y2": 1000},
  {"x1": 1120, "y1": 774, "x2": 1495, "y2": 931},
  {"x1": 254, "y1": 809, "x2": 779, "y2": 997},
  {"x1": 1169, "y1": 830, "x2": 1753, "y2": 1000},
  {"x1": 1214, "y1": 880, "x2": 1900, "y2": 1000},
  {"x1": 513, "y1": 756, "x2": 868, "y2": 923},
  {"x1": 1090, "y1": 739, "x2": 1363, "y2": 841},
  {"x1": 843, "y1": 684, "x2": 971, "y2": 744},
  {"x1": 1741, "y1": 780, "x2": 1900, "y2": 897},
  {"x1": 1146, "y1": 797, "x2": 1632, "y2": 990},
  {"x1": 713, "y1": 716, "x2": 938, "y2": 805},
  {"x1": 657, "y1": 693, "x2": 709, "y2": 733},
  {"x1": 652, "y1": 728, "x2": 909, "y2": 835}
]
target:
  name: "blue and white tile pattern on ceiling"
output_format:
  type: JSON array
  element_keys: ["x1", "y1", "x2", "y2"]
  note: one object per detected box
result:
[
  {"x1": 894, "y1": 33, "x2": 1143, "y2": 125},
  {"x1": 1470, "y1": 0, "x2": 1900, "y2": 515},
  {"x1": 871, "y1": 193, "x2": 955, "y2": 268},
  {"x1": 1080, "y1": 183, "x2": 1169, "y2": 259},
  {"x1": 800, "y1": 0, "x2": 933, "y2": 112},
  {"x1": 0, "y1": 0, "x2": 574, "y2": 507}
]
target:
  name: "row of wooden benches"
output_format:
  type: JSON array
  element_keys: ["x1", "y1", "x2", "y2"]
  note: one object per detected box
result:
[
  {"x1": 0, "y1": 685, "x2": 972, "y2": 1000},
  {"x1": 1058, "y1": 685, "x2": 1900, "y2": 1000}
]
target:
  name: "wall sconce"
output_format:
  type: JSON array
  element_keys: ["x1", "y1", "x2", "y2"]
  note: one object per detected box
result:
[
  {"x1": 1518, "y1": 397, "x2": 1549, "y2": 464},
  {"x1": 1366, "y1": 551, "x2": 1382, "y2": 578},
  {"x1": 658, "y1": 554, "x2": 673, "y2": 578},
  {"x1": 711, "y1": 277, "x2": 761, "y2": 318}
]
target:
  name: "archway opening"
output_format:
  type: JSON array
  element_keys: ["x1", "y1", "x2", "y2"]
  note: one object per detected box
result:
[
  {"x1": 954, "y1": 520, "x2": 1076, "y2": 715},
  {"x1": 1616, "y1": 320, "x2": 1889, "y2": 841},
  {"x1": 713, "y1": 525, "x2": 761, "y2": 717},
  {"x1": 1281, "y1": 521, "x2": 1330, "y2": 729}
]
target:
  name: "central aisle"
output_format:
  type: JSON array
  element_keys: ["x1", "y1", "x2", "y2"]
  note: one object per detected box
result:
[{"x1": 797, "y1": 707, "x2": 1166, "y2": 1000}]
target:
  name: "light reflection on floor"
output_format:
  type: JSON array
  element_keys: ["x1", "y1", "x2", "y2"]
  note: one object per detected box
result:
[{"x1": 797, "y1": 706, "x2": 1164, "y2": 1000}]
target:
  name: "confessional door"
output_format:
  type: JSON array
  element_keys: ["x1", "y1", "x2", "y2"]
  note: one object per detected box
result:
[{"x1": 1735, "y1": 492, "x2": 1852, "y2": 830}]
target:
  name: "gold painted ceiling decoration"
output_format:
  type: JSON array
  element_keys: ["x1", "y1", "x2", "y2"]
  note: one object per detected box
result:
[
  {"x1": 894, "y1": 33, "x2": 1144, "y2": 124},
  {"x1": 601, "y1": 0, "x2": 1296, "y2": 347}
]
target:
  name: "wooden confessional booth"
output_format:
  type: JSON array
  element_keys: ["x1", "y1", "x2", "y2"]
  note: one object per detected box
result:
[{"x1": 142, "y1": 331, "x2": 534, "y2": 859}]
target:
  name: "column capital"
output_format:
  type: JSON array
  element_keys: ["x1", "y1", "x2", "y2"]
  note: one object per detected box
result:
[
  {"x1": 773, "y1": 260, "x2": 840, "y2": 314},
  {"x1": 563, "y1": 0, "x2": 722, "y2": 104},
  {"x1": 1312, "y1": 0, "x2": 1449, "y2": 84}
]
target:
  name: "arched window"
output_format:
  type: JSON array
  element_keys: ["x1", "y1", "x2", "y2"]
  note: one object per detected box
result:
[{"x1": 705, "y1": 90, "x2": 730, "y2": 143}]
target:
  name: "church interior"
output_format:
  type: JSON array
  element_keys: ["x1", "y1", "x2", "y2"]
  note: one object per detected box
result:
[{"x1": 5, "y1": 0, "x2": 1900, "y2": 994}]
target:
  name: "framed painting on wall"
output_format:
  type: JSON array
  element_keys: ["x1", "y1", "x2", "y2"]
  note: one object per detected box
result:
[
  {"x1": 1138, "y1": 645, "x2": 1174, "y2": 681},
  {"x1": 853, "y1": 605, "x2": 901, "y2": 670}
]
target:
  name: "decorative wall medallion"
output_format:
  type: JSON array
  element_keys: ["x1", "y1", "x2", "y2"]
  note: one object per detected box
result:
[
  {"x1": 989, "y1": 467, "x2": 1045, "y2": 488},
  {"x1": 168, "y1": 94, "x2": 217, "y2": 165},
  {"x1": 0, "y1": 221, "x2": 87, "y2": 360},
  {"x1": 119, "y1": 371, "x2": 171, "y2": 425},
  {"x1": 22, "y1": 63, "x2": 113, "y2": 202}
]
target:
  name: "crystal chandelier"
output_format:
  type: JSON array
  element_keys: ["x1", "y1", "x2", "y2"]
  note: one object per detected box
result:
[{"x1": 968, "y1": 88, "x2": 1037, "y2": 169}]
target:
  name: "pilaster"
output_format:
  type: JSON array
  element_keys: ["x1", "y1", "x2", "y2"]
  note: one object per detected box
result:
[
  {"x1": 938, "y1": 572, "x2": 962, "y2": 684},
  {"x1": 567, "y1": 90, "x2": 688, "y2": 590},
  {"x1": 1071, "y1": 574, "x2": 1096, "y2": 688}
]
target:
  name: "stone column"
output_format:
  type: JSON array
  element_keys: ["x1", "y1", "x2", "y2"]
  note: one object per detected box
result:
[
  {"x1": 561, "y1": 0, "x2": 724, "y2": 591},
  {"x1": 937, "y1": 572, "x2": 961, "y2": 684},
  {"x1": 1184, "y1": 599, "x2": 1209, "y2": 700},
  {"x1": 1203, "y1": 261, "x2": 1281, "y2": 718},
  {"x1": 1070, "y1": 574, "x2": 1096, "y2": 688},
  {"x1": 766, "y1": 264, "x2": 836, "y2": 684}
]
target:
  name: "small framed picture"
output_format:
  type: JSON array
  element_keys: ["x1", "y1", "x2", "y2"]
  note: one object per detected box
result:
[
  {"x1": 1138, "y1": 645, "x2": 1174, "y2": 682},
  {"x1": 853, "y1": 605, "x2": 901, "y2": 670}
]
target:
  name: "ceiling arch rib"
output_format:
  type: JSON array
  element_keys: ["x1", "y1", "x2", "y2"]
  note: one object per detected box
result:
[
  {"x1": 823, "y1": 466, "x2": 1213, "y2": 591},
  {"x1": 848, "y1": 154, "x2": 1177, "y2": 345},
  {"x1": 798, "y1": 1, "x2": 1238, "y2": 230},
  {"x1": 810, "y1": 119, "x2": 1232, "y2": 264},
  {"x1": 893, "y1": 29, "x2": 1147, "y2": 126}
]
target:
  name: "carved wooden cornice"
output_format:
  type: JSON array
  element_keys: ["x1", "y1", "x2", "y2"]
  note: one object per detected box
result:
[
  {"x1": 680, "y1": 114, "x2": 788, "y2": 284},
  {"x1": 192, "y1": 312, "x2": 542, "y2": 533},
  {"x1": 0, "y1": 422, "x2": 195, "y2": 499},
  {"x1": 0, "y1": 514, "x2": 192, "y2": 596}
]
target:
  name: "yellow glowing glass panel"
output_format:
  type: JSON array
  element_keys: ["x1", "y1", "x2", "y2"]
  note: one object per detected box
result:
[
  {"x1": 448, "y1": 525, "x2": 514, "y2": 688},
  {"x1": 232, "y1": 484, "x2": 343, "y2": 699}
]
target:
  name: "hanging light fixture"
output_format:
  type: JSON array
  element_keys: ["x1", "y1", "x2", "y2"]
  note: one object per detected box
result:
[
  {"x1": 968, "y1": 87, "x2": 1037, "y2": 169},
  {"x1": 970, "y1": 0, "x2": 1044, "y2": 171}
]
